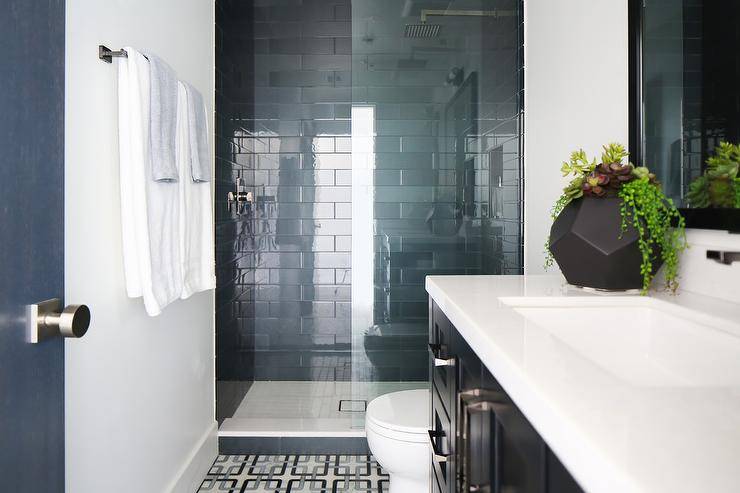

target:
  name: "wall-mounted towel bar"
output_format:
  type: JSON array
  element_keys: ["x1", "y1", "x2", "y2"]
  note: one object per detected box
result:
[
  {"x1": 99, "y1": 45, "x2": 127, "y2": 63},
  {"x1": 99, "y1": 45, "x2": 150, "y2": 63}
]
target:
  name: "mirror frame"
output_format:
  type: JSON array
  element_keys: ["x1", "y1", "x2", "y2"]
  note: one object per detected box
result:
[{"x1": 628, "y1": 0, "x2": 740, "y2": 232}]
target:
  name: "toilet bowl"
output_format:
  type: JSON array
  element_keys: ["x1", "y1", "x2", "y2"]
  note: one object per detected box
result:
[{"x1": 365, "y1": 389, "x2": 430, "y2": 493}]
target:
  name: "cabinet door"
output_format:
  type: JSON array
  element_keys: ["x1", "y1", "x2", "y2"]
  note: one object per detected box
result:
[
  {"x1": 454, "y1": 329, "x2": 483, "y2": 492},
  {"x1": 431, "y1": 384, "x2": 455, "y2": 493},
  {"x1": 459, "y1": 371, "x2": 547, "y2": 493},
  {"x1": 430, "y1": 301, "x2": 456, "y2": 415},
  {"x1": 486, "y1": 374, "x2": 546, "y2": 493},
  {"x1": 459, "y1": 391, "x2": 497, "y2": 493}
]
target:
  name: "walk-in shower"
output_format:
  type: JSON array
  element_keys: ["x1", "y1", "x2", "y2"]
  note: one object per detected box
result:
[{"x1": 214, "y1": 0, "x2": 524, "y2": 441}]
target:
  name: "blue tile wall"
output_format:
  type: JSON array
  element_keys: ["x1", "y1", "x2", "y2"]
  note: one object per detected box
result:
[
  {"x1": 215, "y1": 0, "x2": 524, "y2": 397},
  {"x1": 215, "y1": 0, "x2": 257, "y2": 396},
  {"x1": 217, "y1": 0, "x2": 356, "y2": 386}
]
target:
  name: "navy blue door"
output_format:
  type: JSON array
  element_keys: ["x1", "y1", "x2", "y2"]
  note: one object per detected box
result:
[{"x1": 0, "y1": 1, "x2": 66, "y2": 491}]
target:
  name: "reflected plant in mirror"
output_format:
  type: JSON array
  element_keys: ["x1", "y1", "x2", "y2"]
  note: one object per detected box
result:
[
  {"x1": 686, "y1": 142, "x2": 740, "y2": 209},
  {"x1": 546, "y1": 143, "x2": 687, "y2": 294},
  {"x1": 631, "y1": 0, "x2": 740, "y2": 229}
]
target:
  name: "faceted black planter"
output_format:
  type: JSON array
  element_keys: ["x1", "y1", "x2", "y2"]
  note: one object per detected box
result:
[{"x1": 549, "y1": 197, "x2": 661, "y2": 291}]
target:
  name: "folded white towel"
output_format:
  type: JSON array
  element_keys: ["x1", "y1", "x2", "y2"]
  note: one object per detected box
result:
[
  {"x1": 117, "y1": 47, "x2": 182, "y2": 316},
  {"x1": 182, "y1": 82, "x2": 211, "y2": 182},
  {"x1": 177, "y1": 81, "x2": 216, "y2": 297},
  {"x1": 146, "y1": 53, "x2": 179, "y2": 182}
]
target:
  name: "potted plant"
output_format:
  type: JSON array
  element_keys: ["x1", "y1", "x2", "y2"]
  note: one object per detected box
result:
[
  {"x1": 545, "y1": 143, "x2": 686, "y2": 293},
  {"x1": 686, "y1": 141, "x2": 740, "y2": 208}
]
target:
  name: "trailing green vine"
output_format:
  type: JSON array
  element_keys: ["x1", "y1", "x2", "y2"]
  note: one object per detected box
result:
[
  {"x1": 545, "y1": 143, "x2": 687, "y2": 293},
  {"x1": 619, "y1": 178, "x2": 686, "y2": 293}
]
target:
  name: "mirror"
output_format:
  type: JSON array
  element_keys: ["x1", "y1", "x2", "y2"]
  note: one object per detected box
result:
[{"x1": 630, "y1": 0, "x2": 740, "y2": 230}]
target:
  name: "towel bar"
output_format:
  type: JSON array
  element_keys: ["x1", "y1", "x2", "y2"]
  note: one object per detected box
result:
[
  {"x1": 99, "y1": 45, "x2": 150, "y2": 63},
  {"x1": 99, "y1": 45, "x2": 127, "y2": 63}
]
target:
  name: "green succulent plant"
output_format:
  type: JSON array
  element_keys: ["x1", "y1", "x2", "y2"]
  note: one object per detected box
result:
[
  {"x1": 560, "y1": 149, "x2": 596, "y2": 177},
  {"x1": 686, "y1": 141, "x2": 740, "y2": 208},
  {"x1": 601, "y1": 142, "x2": 629, "y2": 164},
  {"x1": 545, "y1": 142, "x2": 687, "y2": 294},
  {"x1": 582, "y1": 161, "x2": 635, "y2": 197}
]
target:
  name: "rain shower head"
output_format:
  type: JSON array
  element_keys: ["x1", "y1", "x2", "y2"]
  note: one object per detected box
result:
[
  {"x1": 405, "y1": 8, "x2": 516, "y2": 38},
  {"x1": 404, "y1": 23, "x2": 440, "y2": 38}
]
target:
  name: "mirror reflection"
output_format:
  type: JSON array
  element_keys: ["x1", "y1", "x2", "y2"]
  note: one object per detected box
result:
[{"x1": 639, "y1": 0, "x2": 740, "y2": 209}]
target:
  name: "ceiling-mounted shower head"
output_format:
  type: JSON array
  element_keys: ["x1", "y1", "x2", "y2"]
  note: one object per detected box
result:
[
  {"x1": 404, "y1": 8, "x2": 515, "y2": 39},
  {"x1": 404, "y1": 23, "x2": 441, "y2": 38}
]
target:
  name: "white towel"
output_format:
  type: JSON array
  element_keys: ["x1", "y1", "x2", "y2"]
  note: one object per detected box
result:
[
  {"x1": 117, "y1": 47, "x2": 149, "y2": 300},
  {"x1": 146, "y1": 53, "x2": 179, "y2": 182},
  {"x1": 117, "y1": 47, "x2": 182, "y2": 316},
  {"x1": 177, "y1": 81, "x2": 216, "y2": 297}
]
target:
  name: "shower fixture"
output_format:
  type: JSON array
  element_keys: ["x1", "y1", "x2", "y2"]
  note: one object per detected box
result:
[
  {"x1": 404, "y1": 8, "x2": 517, "y2": 38},
  {"x1": 446, "y1": 66, "x2": 464, "y2": 86},
  {"x1": 421, "y1": 9, "x2": 516, "y2": 23},
  {"x1": 404, "y1": 23, "x2": 440, "y2": 39}
]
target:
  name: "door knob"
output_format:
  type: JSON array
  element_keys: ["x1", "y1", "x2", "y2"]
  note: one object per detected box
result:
[{"x1": 26, "y1": 298, "x2": 90, "y2": 343}]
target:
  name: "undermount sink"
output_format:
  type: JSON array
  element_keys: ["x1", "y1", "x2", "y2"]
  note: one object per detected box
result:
[{"x1": 499, "y1": 297, "x2": 740, "y2": 387}]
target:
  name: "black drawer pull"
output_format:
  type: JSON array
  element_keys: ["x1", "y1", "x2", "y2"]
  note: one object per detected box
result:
[
  {"x1": 428, "y1": 343, "x2": 456, "y2": 367},
  {"x1": 427, "y1": 429, "x2": 451, "y2": 463}
]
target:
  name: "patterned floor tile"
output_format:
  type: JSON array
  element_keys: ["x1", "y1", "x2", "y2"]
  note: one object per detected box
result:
[{"x1": 198, "y1": 454, "x2": 389, "y2": 493}]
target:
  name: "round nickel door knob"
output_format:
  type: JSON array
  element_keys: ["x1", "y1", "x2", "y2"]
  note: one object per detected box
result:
[{"x1": 43, "y1": 304, "x2": 91, "y2": 338}]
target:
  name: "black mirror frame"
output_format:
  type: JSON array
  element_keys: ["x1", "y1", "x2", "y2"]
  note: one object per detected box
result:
[{"x1": 628, "y1": 0, "x2": 740, "y2": 232}]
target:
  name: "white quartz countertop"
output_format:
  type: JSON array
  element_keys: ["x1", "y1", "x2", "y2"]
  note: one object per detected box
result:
[{"x1": 425, "y1": 275, "x2": 740, "y2": 493}]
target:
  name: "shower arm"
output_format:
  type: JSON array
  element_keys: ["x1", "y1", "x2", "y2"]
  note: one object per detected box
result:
[{"x1": 420, "y1": 9, "x2": 517, "y2": 23}]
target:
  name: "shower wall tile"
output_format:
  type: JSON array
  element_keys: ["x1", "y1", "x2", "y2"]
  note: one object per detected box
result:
[
  {"x1": 215, "y1": 0, "x2": 258, "y2": 389},
  {"x1": 218, "y1": 0, "x2": 354, "y2": 383},
  {"x1": 218, "y1": 0, "x2": 524, "y2": 392}
]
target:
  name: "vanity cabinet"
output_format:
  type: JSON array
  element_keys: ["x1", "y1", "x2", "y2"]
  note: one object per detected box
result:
[{"x1": 429, "y1": 300, "x2": 583, "y2": 493}]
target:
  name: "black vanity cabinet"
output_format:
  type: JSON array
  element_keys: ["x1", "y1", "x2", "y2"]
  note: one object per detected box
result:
[{"x1": 429, "y1": 300, "x2": 583, "y2": 493}]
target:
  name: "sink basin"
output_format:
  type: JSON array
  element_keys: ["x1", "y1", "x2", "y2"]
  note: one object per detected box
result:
[{"x1": 500, "y1": 297, "x2": 740, "y2": 387}]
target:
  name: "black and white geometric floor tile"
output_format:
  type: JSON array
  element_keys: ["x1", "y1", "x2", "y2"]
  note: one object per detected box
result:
[{"x1": 198, "y1": 455, "x2": 389, "y2": 493}]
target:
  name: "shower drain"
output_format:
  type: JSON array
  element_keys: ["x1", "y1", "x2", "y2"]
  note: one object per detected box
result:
[{"x1": 338, "y1": 399, "x2": 367, "y2": 413}]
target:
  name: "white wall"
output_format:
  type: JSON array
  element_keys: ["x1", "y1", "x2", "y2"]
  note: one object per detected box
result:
[
  {"x1": 64, "y1": 2, "x2": 216, "y2": 492},
  {"x1": 524, "y1": 0, "x2": 629, "y2": 273}
]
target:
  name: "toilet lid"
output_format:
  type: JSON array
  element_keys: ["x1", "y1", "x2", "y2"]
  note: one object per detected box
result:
[{"x1": 366, "y1": 389, "x2": 430, "y2": 434}]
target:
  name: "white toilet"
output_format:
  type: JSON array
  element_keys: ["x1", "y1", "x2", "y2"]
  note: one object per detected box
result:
[{"x1": 365, "y1": 389, "x2": 430, "y2": 493}]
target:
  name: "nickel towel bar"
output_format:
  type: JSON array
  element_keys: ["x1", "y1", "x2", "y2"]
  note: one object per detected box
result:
[{"x1": 99, "y1": 45, "x2": 149, "y2": 63}]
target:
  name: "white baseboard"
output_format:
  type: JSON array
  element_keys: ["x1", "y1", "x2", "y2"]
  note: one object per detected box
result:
[{"x1": 167, "y1": 421, "x2": 218, "y2": 493}]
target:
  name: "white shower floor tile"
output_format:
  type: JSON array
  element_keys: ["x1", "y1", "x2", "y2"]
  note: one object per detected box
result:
[{"x1": 219, "y1": 381, "x2": 425, "y2": 437}]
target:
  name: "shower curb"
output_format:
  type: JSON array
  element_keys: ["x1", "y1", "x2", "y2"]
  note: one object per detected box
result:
[{"x1": 219, "y1": 436, "x2": 370, "y2": 455}]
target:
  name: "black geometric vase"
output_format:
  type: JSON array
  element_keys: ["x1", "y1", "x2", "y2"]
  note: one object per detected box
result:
[{"x1": 549, "y1": 197, "x2": 661, "y2": 291}]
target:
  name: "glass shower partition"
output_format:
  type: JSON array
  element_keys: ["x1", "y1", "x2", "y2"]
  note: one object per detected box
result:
[
  {"x1": 349, "y1": 0, "x2": 524, "y2": 424},
  {"x1": 214, "y1": 0, "x2": 523, "y2": 436}
]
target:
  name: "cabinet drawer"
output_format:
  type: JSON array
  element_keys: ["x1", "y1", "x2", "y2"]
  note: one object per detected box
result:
[
  {"x1": 430, "y1": 383, "x2": 455, "y2": 493},
  {"x1": 430, "y1": 301, "x2": 455, "y2": 415}
]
